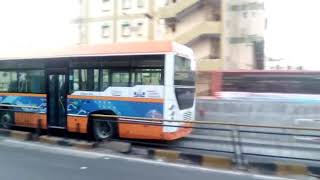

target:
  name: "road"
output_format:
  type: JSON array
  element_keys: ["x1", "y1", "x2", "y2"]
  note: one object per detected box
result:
[{"x1": 0, "y1": 138, "x2": 288, "y2": 180}]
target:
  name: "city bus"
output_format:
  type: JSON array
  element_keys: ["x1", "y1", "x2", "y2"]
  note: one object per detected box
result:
[
  {"x1": 0, "y1": 41, "x2": 196, "y2": 140},
  {"x1": 210, "y1": 70, "x2": 320, "y2": 101}
]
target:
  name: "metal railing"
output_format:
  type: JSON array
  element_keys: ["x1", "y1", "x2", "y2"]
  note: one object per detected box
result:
[
  {"x1": 91, "y1": 114, "x2": 320, "y2": 169},
  {"x1": 0, "y1": 106, "x2": 319, "y2": 171}
]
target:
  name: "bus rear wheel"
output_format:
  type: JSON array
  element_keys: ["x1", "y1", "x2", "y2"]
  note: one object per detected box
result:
[
  {"x1": 1, "y1": 113, "x2": 13, "y2": 129},
  {"x1": 92, "y1": 118, "x2": 117, "y2": 140}
]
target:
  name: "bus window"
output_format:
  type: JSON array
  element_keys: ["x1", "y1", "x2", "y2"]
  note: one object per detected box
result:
[
  {"x1": 133, "y1": 69, "x2": 162, "y2": 85},
  {"x1": 174, "y1": 56, "x2": 195, "y2": 86},
  {"x1": 17, "y1": 70, "x2": 45, "y2": 93},
  {"x1": 94, "y1": 69, "x2": 100, "y2": 91},
  {"x1": 0, "y1": 71, "x2": 17, "y2": 92},
  {"x1": 73, "y1": 69, "x2": 80, "y2": 91},
  {"x1": 111, "y1": 72, "x2": 129, "y2": 87},
  {"x1": 73, "y1": 69, "x2": 99, "y2": 91},
  {"x1": 102, "y1": 69, "x2": 109, "y2": 90}
]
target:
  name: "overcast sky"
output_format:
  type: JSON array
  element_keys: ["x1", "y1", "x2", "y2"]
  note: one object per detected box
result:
[
  {"x1": 0, "y1": 1, "x2": 319, "y2": 69},
  {"x1": 265, "y1": 0, "x2": 320, "y2": 69},
  {"x1": 0, "y1": 0, "x2": 77, "y2": 52}
]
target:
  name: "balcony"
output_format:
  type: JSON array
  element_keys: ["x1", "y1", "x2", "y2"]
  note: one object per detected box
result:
[
  {"x1": 159, "y1": 0, "x2": 199, "y2": 19},
  {"x1": 175, "y1": 21, "x2": 221, "y2": 44},
  {"x1": 197, "y1": 59, "x2": 223, "y2": 71}
]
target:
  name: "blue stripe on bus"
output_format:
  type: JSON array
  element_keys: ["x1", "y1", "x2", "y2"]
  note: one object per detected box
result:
[{"x1": 0, "y1": 95, "x2": 163, "y2": 118}]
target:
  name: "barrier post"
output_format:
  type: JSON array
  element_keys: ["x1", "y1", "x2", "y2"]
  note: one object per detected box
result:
[
  {"x1": 76, "y1": 123, "x2": 81, "y2": 141},
  {"x1": 36, "y1": 119, "x2": 42, "y2": 138},
  {"x1": 231, "y1": 126, "x2": 246, "y2": 170}
]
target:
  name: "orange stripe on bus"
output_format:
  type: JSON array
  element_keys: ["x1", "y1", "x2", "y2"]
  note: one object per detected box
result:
[
  {"x1": 68, "y1": 95, "x2": 164, "y2": 103},
  {"x1": 14, "y1": 112, "x2": 47, "y2": 129},
  {"x1": 67, "y1": 116, "x2": 88, "y2": 133},
  {"x1": 0, "y1": 93, "x2": 46, "y2": 97}
]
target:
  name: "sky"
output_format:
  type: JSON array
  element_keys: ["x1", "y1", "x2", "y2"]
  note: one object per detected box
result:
[
  {"x1": 0, "y1": 0, "x2": 77, "y2": 52},
  {"x1": 265, "y1": 0, "x2": 320, "y2": 69},
  {"x1": 0, "y1": 0, "x2": 319, "y2": 69}
]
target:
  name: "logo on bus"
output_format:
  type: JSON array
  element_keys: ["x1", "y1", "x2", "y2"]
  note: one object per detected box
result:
[{"x1": 134, "y1": 89, "x2": 146, "y2": 97}]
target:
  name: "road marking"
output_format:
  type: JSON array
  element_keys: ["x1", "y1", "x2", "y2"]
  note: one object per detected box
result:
[
  {"x1": 1, "y1": 139, "x2": 293, "y2": 180},
  {"x1": 80, "y1": 167, "x2": 88, "y2": 170},
  {"x1": 104, "y1": 157, "x2": 110, "y2": 160}
]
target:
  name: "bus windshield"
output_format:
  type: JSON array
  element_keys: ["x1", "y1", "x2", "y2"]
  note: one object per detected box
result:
[
  {"x1": 174, "y1": 56, "x2": 195, "y2": 86},
  {"x1": 174, "y1": 56, "x2": 195, "y2": 110}
]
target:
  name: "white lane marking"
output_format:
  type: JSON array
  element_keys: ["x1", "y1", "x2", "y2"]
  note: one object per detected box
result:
[
  {"x1": 1, "y1": 139, "x2": 293, "y2": 180},
  {"x1": 1, "y1": 139, "x2": 105, "y2": 159},
  {"x1": 104, "y1": 157, "x2": 110, "y2": 160},
  {"x1": 80, "y1": 167, "x2": 88, "y2": 170}
]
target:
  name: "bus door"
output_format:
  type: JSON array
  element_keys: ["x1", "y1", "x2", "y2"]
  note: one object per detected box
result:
[{"x1": 46, "y1": 69, "x2": 67, "y2": 129}]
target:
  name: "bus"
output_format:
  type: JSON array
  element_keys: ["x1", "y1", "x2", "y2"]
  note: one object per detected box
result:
[
  {"x1": 210, "y1": 70, "x2": 320, "y2": 101},
  {"x1": 0, "y1": 41, "x2": 196, "y2": 140}
]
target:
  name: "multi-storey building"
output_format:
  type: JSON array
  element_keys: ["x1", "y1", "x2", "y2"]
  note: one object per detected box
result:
[
  {"x1": 73, "y1": 0, "x2": 265, "y2": 72},
  {"x1": 159, "y1": 0, "x2": 265, "y2": 71},
  {"x1": 73, "y1": 0, "x2": 166, "y2": 44}
]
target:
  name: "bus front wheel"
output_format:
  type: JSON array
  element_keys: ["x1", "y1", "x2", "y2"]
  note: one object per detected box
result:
[{"x1": 92, "y1": 119, "x2": 116, "y2": 140}]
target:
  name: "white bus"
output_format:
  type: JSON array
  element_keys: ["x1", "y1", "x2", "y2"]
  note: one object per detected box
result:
[{"x1": 0, "y1": 41, "x2": 196, "y2": 140}]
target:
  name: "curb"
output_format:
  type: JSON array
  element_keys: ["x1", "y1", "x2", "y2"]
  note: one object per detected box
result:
[
  {"x1": 146, "y1": 148, "x2": 320, "y2": 177},
  {"x1": 147, "y1": 149, "x2": 233, "y2": 169},
  {"x1": 38, "y1": 135, "x2": 97, "y2": 149},
  {"x1": 249, "y1": 162, "x2": 320, "y2": 177},
  {"x1": 0, "y1": 128, "x2": 32, "y2": 141}
]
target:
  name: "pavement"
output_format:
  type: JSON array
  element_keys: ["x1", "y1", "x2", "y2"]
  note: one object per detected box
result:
[{"x1": 0, "y1": 138, "x2": 292, "y2": 180}]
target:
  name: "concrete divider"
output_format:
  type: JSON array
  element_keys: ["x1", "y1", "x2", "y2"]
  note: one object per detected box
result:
[
  {"x1": 38, "y1": 135, "x2": 97, "y2": 149},
  {"x1": 250, "y1": 162, "x2": 320, "y2": 177},
  {"x1": 148, "y1": 149, "x2": 233, "y2": 169},
  {"x1": 0, "y1": 128, "x2": 31, "y2": 141},
  {"x1": 98, "y1": 141, "x2": 132, "y2": 153}
]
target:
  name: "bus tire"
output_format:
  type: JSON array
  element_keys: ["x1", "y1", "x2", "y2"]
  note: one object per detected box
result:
[
  {"x1": 1, "y1": 113, "x2": 13, "y2": 129},
  {"x1": 92, "y1": 118, "x2": 117, "y2": 141}
]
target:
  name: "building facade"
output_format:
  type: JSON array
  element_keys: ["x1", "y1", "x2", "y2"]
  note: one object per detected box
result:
[
  {"x1": 159, "y1": 0, "x2": 265, "y2": 71},
  {"x1": 224, "y1": 0, "x2": 265, "y2": 70},
  {"x1": 73, "y1": 0, "x2": 166, "y2": 44},
  {"x1": 73, "y1": 0, "x2": 266, "y2": 72}
]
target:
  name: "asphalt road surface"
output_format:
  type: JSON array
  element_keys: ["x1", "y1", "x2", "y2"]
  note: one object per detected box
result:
[{"x1": 0, "y1": 138, "x2": 288, "y2": 180}]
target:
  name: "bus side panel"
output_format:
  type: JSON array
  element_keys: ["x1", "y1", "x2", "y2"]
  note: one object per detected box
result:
[
  {"x1": 14, "y1": 112, "x2": 47, "y2": 128},
  {"x1": 67, "y1": 98, "x2": 164, "y2": 118},
  {"x1": 67, "y1": 97, "x2": 164, "y2": 138},
  {"x1": 0, "y1": 94, "x2": 47, "y2": 128},
  {"x1": 67, "y1": 116, "x2": 88, "y2": 133}
]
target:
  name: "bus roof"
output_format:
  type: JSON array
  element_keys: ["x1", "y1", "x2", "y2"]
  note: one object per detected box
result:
[{"x1": 0, "y1": 41, "x2": 193, "y2": 60}]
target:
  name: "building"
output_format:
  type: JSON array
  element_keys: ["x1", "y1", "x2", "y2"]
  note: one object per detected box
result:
[
  {"x1": 73, "y1": 0, "x2": 166, "y2": 44},
  {"x1": 159, "y1": 0, "x2": 265, "y2": 95},
  {"x1": 159, "y1": 0, "x2": 266, "y2": 71},
  {"x1": 73, "y1": 0, "x2": 266, "y2": 71},
  {"x1": 224, "y1": 0, "x2": 265, "y2": 70}
]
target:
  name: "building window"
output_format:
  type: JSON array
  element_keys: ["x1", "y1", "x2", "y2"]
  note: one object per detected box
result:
[
  {"x1": 122, "y1": 23, "x2": 131, "y2": 37},
  {"x1": 122, "y1": 0, "x2": 132, "y2": 9},
  {"x1": 171, "y1": 24, "x2": 176, "y2": 33},
  {"x1": 102, "y1": 0, "x2": 111, "y2": 12},
  {"x1": 137, "y1": 0, "x2": 144, "y2": 8},
  {"x1": 137, "y1": 22, "x2": 143, "y2": 36},
  {"x1": 101, "y1": 25, "x2": 110, "y2": 38}
]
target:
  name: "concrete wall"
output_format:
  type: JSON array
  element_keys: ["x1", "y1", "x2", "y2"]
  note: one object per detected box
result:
[{"x1": 197, "y1": 98, "x2": 320, "y2": 127}]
